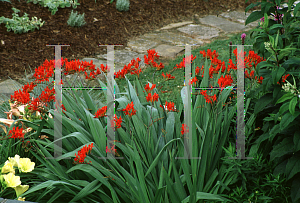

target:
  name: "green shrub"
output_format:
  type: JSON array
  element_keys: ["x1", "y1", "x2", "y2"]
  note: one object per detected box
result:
[
  {"x1": 24, "y1": 0, "x2": 80, "y2": 15},
  {"x1": 116, "y1": 0, "x2": 130, "y2": 12},
  {"x1": 67, "y1": 10, "x2": 86, "y2": 27},
  {"x1": 0, "y1": 7, "x2": 45, "y2": 34},
  {"x1": 244, "y1": 0, "x2": 300, "y2": 202}
]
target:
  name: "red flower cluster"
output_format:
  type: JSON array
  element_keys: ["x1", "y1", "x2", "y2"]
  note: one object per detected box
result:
[
  {"x1": 200, "y1": 90, "x2": 217, "y2": 104},
  {"x1": 255, "y1": 76, "x2": 264, "y2": 84},
  {"x1": 146, "y1": 93, "x2": 159, "y2": 103},
  {"x1": 94, "y1": 106, "x2": 108, "y2": 118},
  {"x1": 22, "y1": 82, "x2": 37, "y2": 93},
  {"x1": 144, "y1": 49, "x2": 164, "y2": 70},
  {"x1": 161, "y1": 72, "x2": 175, "y2": 81},
  {"x1": 159, "y1": 101, "x2": 177, "y2": 112},
  {"x1": 189, "y1": 77, "x2": 199, "y2": 86},
  {"x1": 10, "y1": 90, "x2": 31, "y2": 105},
  {"x1": 245, "y1": 70, "x2": 255, "y2": 79},
  {"x1": 198, "y1": 48, "x2": 265, "y2": 86},
  {"x1": 277, "y1": 74, "x2": 290, "y2": 85},
  {"x1": 74, "y1": 143, "x2": 94, "y2": 164},
  {"x1": 94, "y1": 107, "x2": 122, "y2": 129},
  {"x1": 115, "y1": 57, "x2": 142, "y2": 79},
  {"x1": 38, "y1": 86, "x2": 55, "y2": 106},
  {"x1": 33, "y1": 58, "x2": 59, "y2": 83},
  {"x1": 181, "y1": 123, "x2": 189, "y2": 135},
  {"x1": 121, "y1": 101, "x2": 137, "y2": 118},
  {"x1": 143, "y1": 83, "x2": 156, "y2": 94},
  {"x1": 111, "y1": 115, "x2": 122, "y2": 129},
  {"x1": 173, "y1": 54, "x2": 197, "y2": 70},
  {"x1": 199, "y1": 49, "x2": 219, "y2": 59},
  {"x1": 106, "y1": 144, "x2": 118, "y2": 155},
  {"x1": 218, "y1": 75, "x2": 234, "y2": 91},
  {"x1": 64, "y1": 59, "x2": 86, "y2": 74},
  {"x1": 8, "y1": 126, "x2": 25, "y2": 139}
]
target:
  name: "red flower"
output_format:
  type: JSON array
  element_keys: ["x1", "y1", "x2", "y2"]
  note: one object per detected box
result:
[
  {"x1": 74, "y1": 143, "x2": 94, "y2": 164},
  {"x1": 199, "y1": 49, "x2": 219, "y2": 59},
  {"x1": 200, "y1": 90, "x2": 217, "y2": 104},
  {"x1": 189, "y1": 77, "x2": 199, "y2": 85},
  {"x1": 161, "y1": 72, "x2": 175, "y2": 80},
  {"x1": 181, "y1": 123, "x2": 189, "y2": 135},
  {"x1": 159, "y1": 101, "x2": 177, "y2": 112},
  {"x1": 146, "y1": 93, "x2": 159, "y2": 103},
  {"x1": 94, "y1": 106, "x2": 107, "y2": 118},
  {"x1": 144, "y1": 83, "x2": 156, "y2": 94},
  {"x1": 22, "y1": 82, "x2": 37, "y2": 93},
  {"x1": 106, "y1": 144, "x2": 119, "y2": 156},
  {"x1": 277, "y1": 74, "x2": 289, "y2": 84},
  {"x1": 8, "y1": 126, "x2": 25, "y2": 139},
  {"x1": 122, "y1": 102, "x2": 137, "y2": 118},
  {"x1": 255, "y1": 76, "x2": 264, "y2": 84},
  {"x1": 110, "y1": 114, "x2": 122, "y2": 129},
  {"x1": 39, "y1": 86, "x2": 55, "y2": 105},
  {"x1": 10, "y1": 90, "x2": 31, "y2": 105},
  {"x1": 218, "y1": 75, "x2": 234, "y2": 90}
]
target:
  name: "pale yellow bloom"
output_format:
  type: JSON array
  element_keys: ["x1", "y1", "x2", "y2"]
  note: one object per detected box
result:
[
  {"x1": 18, "y1": 158, "x2": 35, "y2": 173},
  {"x1": 1, "y1": 161, "x2": 15, "y2": 174},
  {"x1": 8, "y1": 154, "x2": 20, "y2": 167},
  {"x1": 14, "y1": 185, "x2": 29, "y2": 197},
  {"x1": 3, "y1": 172, "x2": 21, "y2": 188},
  {"x1": 18, "y1": 197, "x2": 26, "y2": 201}
]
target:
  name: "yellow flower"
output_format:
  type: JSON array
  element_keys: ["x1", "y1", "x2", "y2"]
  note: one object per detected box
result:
[
  {"x1": 3, "y1": 172, "x2": 21, "y2": 188},
  {"x1": 14, "y1": 185, "x2": 29, "y2": 197},
  {"x1": 18, "y1": 158, "x2": 35, "y2": 173},
  {"x1": 1, "y1": 161, "x2": 15, "y2": 174},
  {"x1": 8, "y1": 154, "x2": 20, "y2": 167},
  {"x1": 18, "y1": 197, "x2": 26, "y2": 201}
]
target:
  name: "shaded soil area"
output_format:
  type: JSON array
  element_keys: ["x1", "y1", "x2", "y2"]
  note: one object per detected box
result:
[{"x1": 0, "y1": 0, "x2": 261, "y2": 82}]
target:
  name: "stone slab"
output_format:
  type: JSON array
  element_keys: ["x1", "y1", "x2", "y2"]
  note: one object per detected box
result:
[
  {"x1": 142, "y1": 31, "x2": 203, "y2": 46},
  {"x1": 152, "y1": 44, "x2": 185, "y2": 59},
  {"x1": 157, "y1": 21, "x2": 194, "y2": 30},
  {"x1": 127, "y1": 37, "x2": 160, "y2": 54},
  {"x1": 219, "y1": 11, "x2": 259, "y2": 27},
  {"x1": 177, "y1": 24, "x2": 220, "y2": 40},
  {"x1": 95, "y1": 50, "x2": 147, "y2": 69},
  {"x1": 199, "y1": 15, "x2": 249, "y2": 33},
  {"x1": 0, "y1": 79, "x2": 23, "y2": 102}
]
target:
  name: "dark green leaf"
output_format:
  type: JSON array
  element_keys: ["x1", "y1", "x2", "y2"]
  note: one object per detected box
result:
[
  {"x1": 286, "y1": 156, "x2": 300, "y2": 180},
  {"x1": 245, "y1": 11, "x2": 264, "y2": 26},
  {"x1": 254, "y1": 93, "x2": 273, "y2": 114},
  {"x1": 275, "y1": 92, "x2": 295, "y2": 105},
  {"x1": 181, "y1": 192, "x2": 230, "y2": 203},
  {"x1": 245, "y1": 2, "x2": 261, "y2": 13},
  {"x1": 289, "y1": 97, "x2": 298, "y2": 116},
  {"x1": 272, "y1": 66, "x2": 285, "y2": 84},
  {"x1": 280, "y1": 111, "x2": 300, "y2": 130},
  {"x1": 270, "y1": 137, "x2": 294, "y2": 162}
]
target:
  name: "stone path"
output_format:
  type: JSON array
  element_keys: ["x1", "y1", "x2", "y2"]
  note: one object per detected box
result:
[{"x1": 1, "y1": 3, "x2": 298, "y2": 105}]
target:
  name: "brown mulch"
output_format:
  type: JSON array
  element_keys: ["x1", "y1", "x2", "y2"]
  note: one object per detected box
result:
[{"x1": 0, "y1": 0, "x2": 261, "y2": 82}]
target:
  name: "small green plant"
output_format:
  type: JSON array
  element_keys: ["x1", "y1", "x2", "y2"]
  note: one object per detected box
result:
[
  {"x1": 116, "y1": 0, "x2": 130, "y2": 12},
  {"x1": 0, "y1": 8, "x2": 45, "y2": 34},
  {"x1": 67, "y1": 10, "x2": 86, "y2": 27},
  {"x1": 24, "y1": 0, "x2": 80, "y2": 15}
]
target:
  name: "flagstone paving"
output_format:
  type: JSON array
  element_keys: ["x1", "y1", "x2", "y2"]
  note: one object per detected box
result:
[{"x1": 0, "y1": 8, "x2": 271, "y2": 102}]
